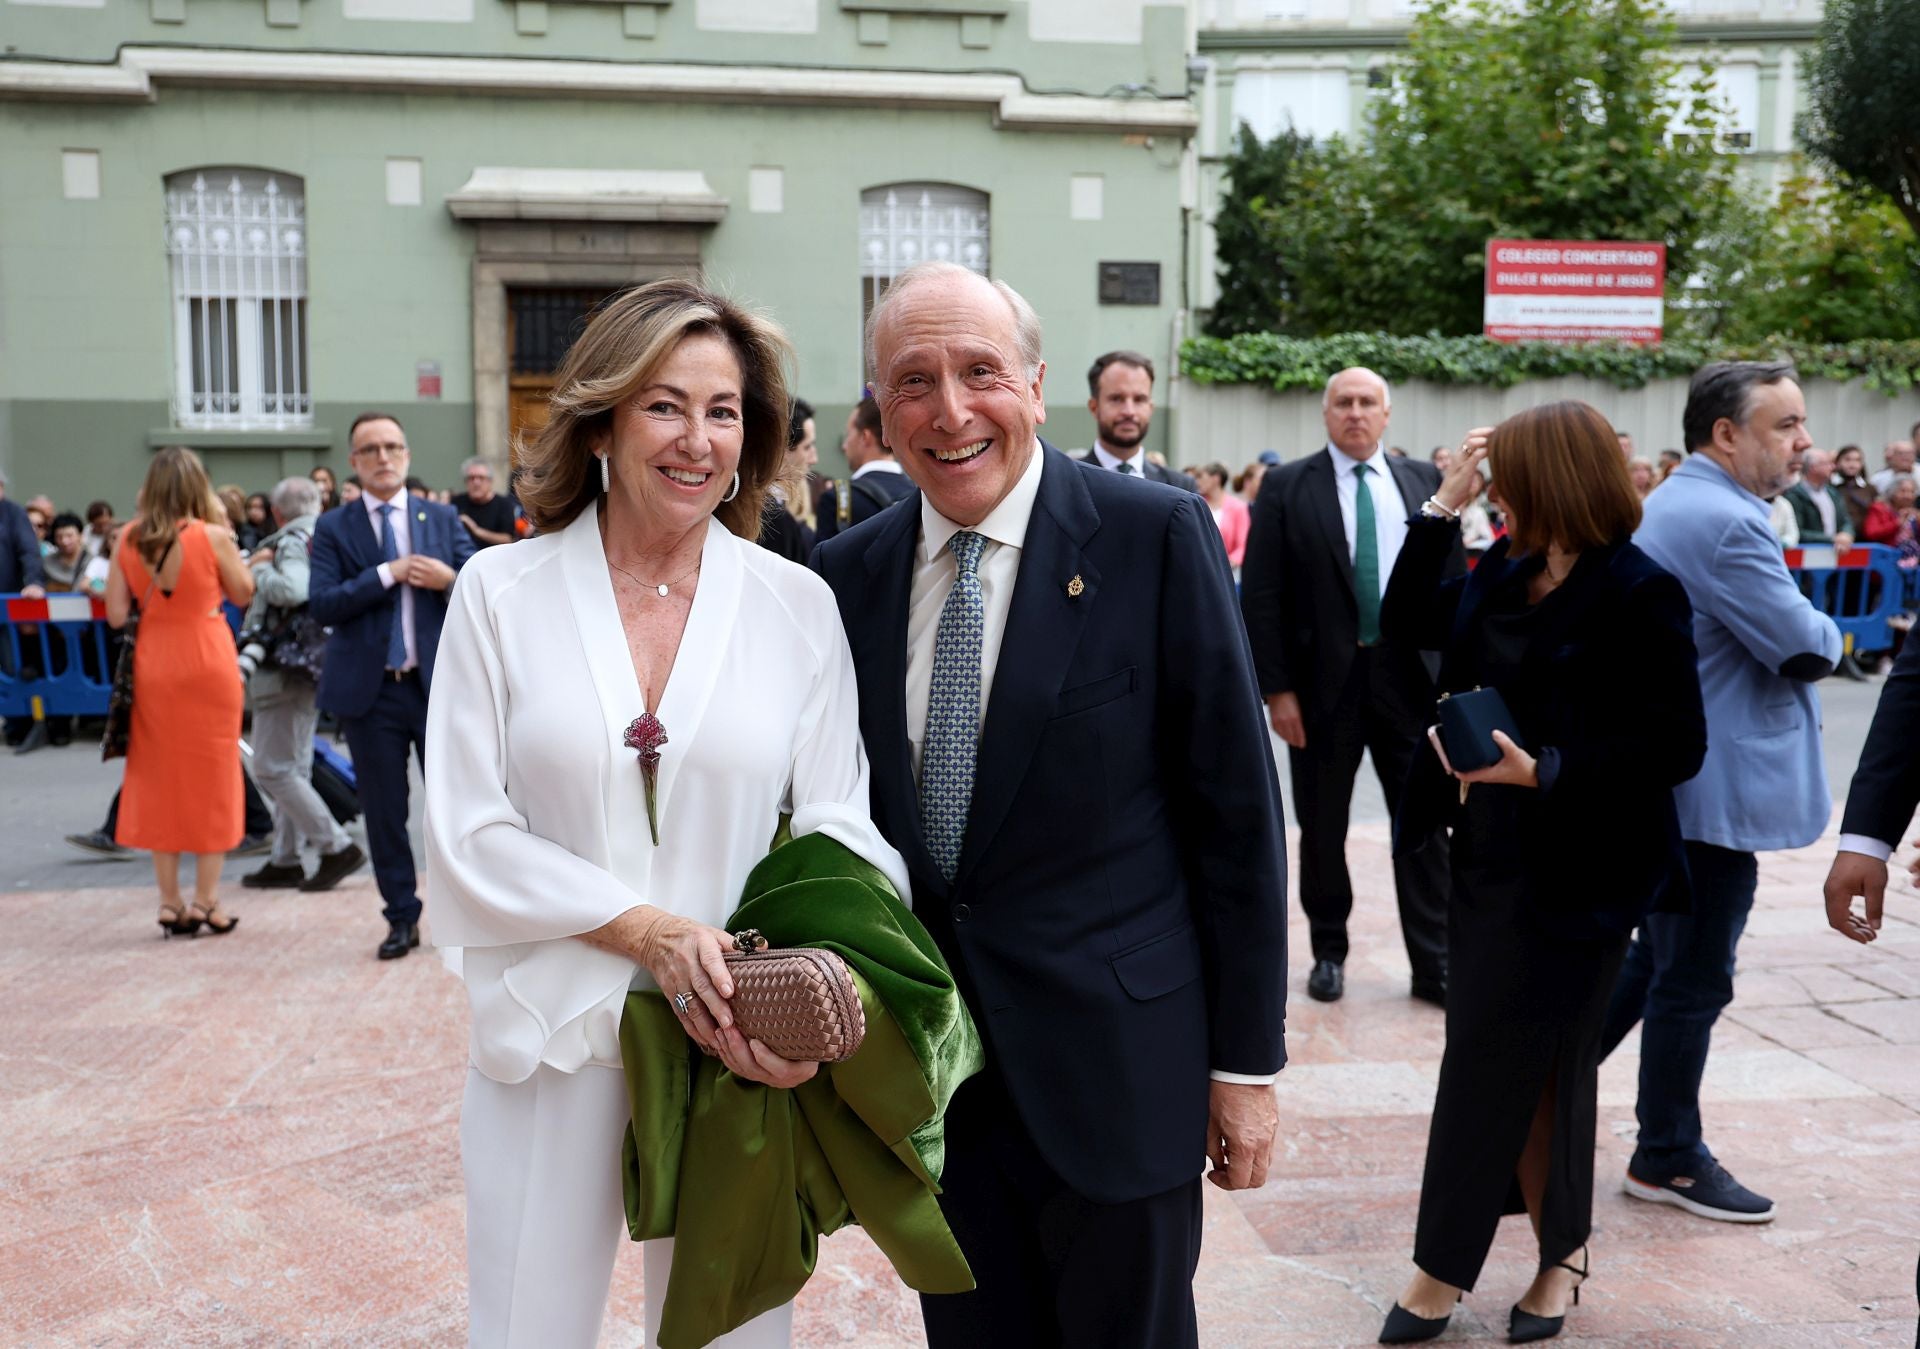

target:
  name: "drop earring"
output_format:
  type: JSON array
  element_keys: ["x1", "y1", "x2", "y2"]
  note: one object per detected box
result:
[
  {"x1": 600, "y1": 454, "x2": 610, "y2": 494},
  {"x1": 722, "y1": 472, "x2": 741, "y2": 503}
]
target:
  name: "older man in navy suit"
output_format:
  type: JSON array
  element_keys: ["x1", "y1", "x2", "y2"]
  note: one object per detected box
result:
[
  {"x1": 309, "y1": 412, "x2": 474, "y2": 960},
  {"x1": 815, "y1": 262, "x2": 1288, "y2": 1349}
]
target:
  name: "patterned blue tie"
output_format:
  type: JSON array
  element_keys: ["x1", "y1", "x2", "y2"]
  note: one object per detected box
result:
[
  {"x1": 921, "y1": 530, "x2": 986, "y2": 881},
  {"x1": 379, "y1": 503, "x2": 408, "y2": 671}
]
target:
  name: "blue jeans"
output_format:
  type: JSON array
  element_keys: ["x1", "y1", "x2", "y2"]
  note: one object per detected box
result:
[{"x1": 1598, "y1": 840, "x2": 1757, "y2": 1178}]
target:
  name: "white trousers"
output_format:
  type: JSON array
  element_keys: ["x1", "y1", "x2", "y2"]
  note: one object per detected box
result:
[{"x1": 462, "y1": 1064, "x2": 795, "y2": 1349}]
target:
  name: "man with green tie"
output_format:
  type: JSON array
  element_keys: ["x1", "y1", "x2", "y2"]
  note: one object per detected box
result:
[{"x1": 1239, "y1": 367, "x2": 1462, "y2": 1007}]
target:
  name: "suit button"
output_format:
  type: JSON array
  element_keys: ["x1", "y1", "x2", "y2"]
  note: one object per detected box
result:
[{"x1": 952, "y1": 903, "x2": 972, "y2": 924}]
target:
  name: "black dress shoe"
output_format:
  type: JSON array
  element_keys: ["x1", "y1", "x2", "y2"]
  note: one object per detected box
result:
[
  {"x1": 378, "y1": 921, "x2": 421, "y2": 960},
  {"x1": 241, "y1": 861, "x2": 307, "y2": 889},
  {"x1": 1379, "y1": 1302, "x2": 1452, "y2": 1343},
  {"x1": 1410, "y1": 976, "x2": 1448, "y2": 1008},
  {"x1": 1307, "y1": 959, "x2": 1345, "y2": 1002},
  {"x1": 300, "y1": 843, "x2": 367, "y2": 892}
]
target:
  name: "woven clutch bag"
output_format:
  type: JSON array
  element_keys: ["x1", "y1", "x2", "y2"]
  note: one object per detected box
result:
[{"x1": 721, "y1": 929, "x2": 866, "y2": 1063}]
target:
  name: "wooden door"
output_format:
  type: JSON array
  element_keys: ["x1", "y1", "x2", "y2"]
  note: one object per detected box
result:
[{"x1": 506, "y1": 287, "x2": 617, "y2": 462}]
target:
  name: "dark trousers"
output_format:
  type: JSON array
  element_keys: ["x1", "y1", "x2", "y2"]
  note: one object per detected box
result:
[
  {"x1": 337, "y1": 674, "x2": 427, "y2": 925},
  {"x1": 104, "y1": 768, "x2": 272, "y2": 838},
  {"x1": 920, "y1": 1072, "x2": 1203, "y2": 1349},
  {"x1": 1288, "y1": 645, "x2": 1449, "y2": 978},
  {"x1": 1598, "y1": 840, "x2": 1757, "y2": 1177}
]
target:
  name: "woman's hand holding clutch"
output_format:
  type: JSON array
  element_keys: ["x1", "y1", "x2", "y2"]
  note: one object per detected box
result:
[
  {"x1": 590, "y1": 906, "x2": 820, "y2": 1088},
  {"x1": 1427, "y1": 726, "x2": 1539, "y2": 790}
]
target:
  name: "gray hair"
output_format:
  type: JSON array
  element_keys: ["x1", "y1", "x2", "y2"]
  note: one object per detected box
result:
[
  {"x1": 269, "y1": 474, "x2": 322, "y2": 519},
  {"x1": 1321, "y1": 367, "x2": 1392, "y2": 410},
  {"x1": 460, "y1": 456, "x2": 493, "y2": 478},
  {"x1": 863, "y1": 260, "x2": 1043, "y2": 385},
  {"x1": 1682, "y1": 361, "x2": 1797, "y2": 454}
]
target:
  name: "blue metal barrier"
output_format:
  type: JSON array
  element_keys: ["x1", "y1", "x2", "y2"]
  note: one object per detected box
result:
[
  {"x1": 0, "y1": 593, "x2": 114, "y2": 722},
  {"x1": 1783, "y1": 544, "x2": 1908, "y2": 654}
]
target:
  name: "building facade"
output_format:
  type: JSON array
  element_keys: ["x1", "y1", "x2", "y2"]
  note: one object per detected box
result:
[
  {"x1": 1188, "y1": 0, "x2": 1826, "y2": 320},
  {"x1": 2, "y1": 0, "x2": 1196, "y2": 505}
]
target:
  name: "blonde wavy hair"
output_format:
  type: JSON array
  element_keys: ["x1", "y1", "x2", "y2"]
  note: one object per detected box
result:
[{"x1": 131, "y1": 446, "x2": 225, "y2": 568}]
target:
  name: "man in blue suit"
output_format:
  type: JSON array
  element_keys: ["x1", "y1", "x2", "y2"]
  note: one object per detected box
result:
[
  {"x1": 309, "y1": 413, "x2": 474, "y2": 960},
  {"x1": 814, "y1": 262, "x2": 1288, "y2": 1349},
  {"x1": 1599, "y1": 362, "x2": 1839, "y2": 1223}
]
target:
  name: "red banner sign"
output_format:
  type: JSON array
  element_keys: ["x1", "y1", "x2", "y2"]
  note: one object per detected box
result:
[{"x1": 1483, "y1": 239, "x2": 1665, "y2": 344}]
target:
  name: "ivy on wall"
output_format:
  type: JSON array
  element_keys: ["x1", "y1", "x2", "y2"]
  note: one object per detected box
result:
[{"x1": 1178, "y1": 333, "x2": 1920, "y2": 397}]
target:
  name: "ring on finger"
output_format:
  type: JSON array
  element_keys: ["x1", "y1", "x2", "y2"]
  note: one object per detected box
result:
[{"x1": 673, "y1": 991, "x2": 695, "y2": 1016}]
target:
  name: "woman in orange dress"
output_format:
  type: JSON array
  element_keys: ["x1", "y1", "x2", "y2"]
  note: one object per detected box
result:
[{"x1": 106, "y1": 446, "x2": 255, "y2": 936}]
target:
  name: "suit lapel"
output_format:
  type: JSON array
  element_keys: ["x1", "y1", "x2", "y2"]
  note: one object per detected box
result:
[
  {"x1": 346, "y1": 497, "x2": 381, "y2": 567},
  {"x1": 959, "y1": 450, "x2": 1100, "y2": 880},
  {"x1": 859, "y1": 503, "x2": 939, "y2": 889},
  {"x1": 1387, "y1": 457, "x2": 1427, "y2": 518},
  {"x1": 1305, "y1": 451, "x2": 1356, "y2": 597}
]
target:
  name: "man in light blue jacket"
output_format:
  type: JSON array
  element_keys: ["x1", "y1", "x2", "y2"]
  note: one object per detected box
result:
[{"x1": 1599, "y1": 361, "x2": 1839, "y2": 1224}]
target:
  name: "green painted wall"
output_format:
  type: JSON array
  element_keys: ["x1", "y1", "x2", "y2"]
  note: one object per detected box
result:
[
  {"x1": 6, "y1": 2, "x2": 1192, "y2": 101},
  {"x1": 1, "y1": 83, "x2": 1181, "y2": 507}
]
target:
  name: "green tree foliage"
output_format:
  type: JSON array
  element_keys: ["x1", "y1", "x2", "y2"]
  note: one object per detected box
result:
[
  {"x1": 1801, "y1": 0, "x2": 1920, "y2": 240},
  {"x1": 1206, "y1": 124, "x2": 1312, "y2": 338},
  {"x1": 1214, "y1": 0, "x2": 1742, "y2": 337},
  {"x1": 1710, "y1": 174, "x2": 1920, "y2": 345}
]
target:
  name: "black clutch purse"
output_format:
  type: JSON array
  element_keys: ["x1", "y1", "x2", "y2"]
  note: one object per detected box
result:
[{"x1": 1435, "y1": 687, "x2": 1522, "y2": 773}]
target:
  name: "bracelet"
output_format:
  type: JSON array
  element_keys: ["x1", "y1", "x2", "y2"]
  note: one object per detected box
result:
[{"x1": 1421, "y1": 496, "x2": 1461, "y2": 520}]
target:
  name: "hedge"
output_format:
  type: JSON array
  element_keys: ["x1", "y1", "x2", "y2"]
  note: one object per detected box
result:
[{"x1": 1178, "y1": 332, "x2": 1920, "y2": 396}]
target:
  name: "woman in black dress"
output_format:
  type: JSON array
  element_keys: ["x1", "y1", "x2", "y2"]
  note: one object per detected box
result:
[{"x1": 1376, "y1": 401, "x2": 1707, "y2": 1344}]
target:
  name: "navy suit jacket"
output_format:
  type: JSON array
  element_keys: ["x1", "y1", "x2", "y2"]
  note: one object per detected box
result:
[
  {"x1": 814, "y1": 447, "x2": 1288, "y2": 1204},
  {"x1": 308, "y1": 494, "x2": 474, "y2": 720},
  {"x1": 1383, "y1": 519, "x2": 1706, "y2": 935}
]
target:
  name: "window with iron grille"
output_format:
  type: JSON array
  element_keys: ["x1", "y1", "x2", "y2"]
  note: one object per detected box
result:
[
  {"x1": 164, "y1": 169, "x2": 310, "y2": 430},
  {"x1": 858, "y1": 184, "x2": 991, "y2": 351},
  {"x1": 509, "y1": 288, "x2": 616, "y2": 376}
]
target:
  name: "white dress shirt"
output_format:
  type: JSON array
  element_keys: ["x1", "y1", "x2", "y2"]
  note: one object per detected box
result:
[
  {"x1": 852, "y1": 459, "x2": 906, "y2": 481},
  {"x1": 426, "y1": 510, "x2": 907, "y2": 1083},
  {"x1": 1091, "y1": 440, "x2": 1147, "y2": 475},
  {"x1": 1328, "y1": 443, "x2": 1410, "y2": 603},
  {"x1": 364, "y1": 489, "x2": 418, "y2": 671},
  {"x1": 904, "y1": 445, "x2": 1272, "y2": 1086}
]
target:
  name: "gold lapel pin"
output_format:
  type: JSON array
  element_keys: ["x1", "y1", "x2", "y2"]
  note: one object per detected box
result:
[{"x1": 1067, "y1": 574, "x2": 1085, "y2": 599}]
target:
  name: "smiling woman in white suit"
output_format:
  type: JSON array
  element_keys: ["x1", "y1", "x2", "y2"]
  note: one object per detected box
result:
[{"x1": 424, "y1": 280, "x2": 909, "y2": 1349}]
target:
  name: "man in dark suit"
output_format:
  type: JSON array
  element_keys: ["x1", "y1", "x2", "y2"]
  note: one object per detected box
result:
[
  {"x1": 815, "y1": 395, "x2": 917, "y2": 541},
  {"x1": 1240, "y1": 367, "x2": 1457, "y2": 1006},
  {"x1": 308, "y1": 412, "x2": 474, "y2": 960},
  {"x1": 1826, "y1": 631, "x2": 1920, "y2": 939},
  {"x1": 1077, "y1": 350, "x2": 1196, "y2": 490},
  {"x1": 815, "y1": 262, "x2": 1288, "y2": 1349}
]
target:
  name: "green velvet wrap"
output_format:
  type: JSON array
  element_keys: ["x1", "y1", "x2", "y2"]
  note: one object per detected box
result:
[{"x1": 619, "y1": 833, "x2": 985, "y2": 1349}]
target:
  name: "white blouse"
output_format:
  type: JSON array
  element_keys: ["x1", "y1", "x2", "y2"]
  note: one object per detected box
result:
[{"x1": 424, "y1": 508, "x2": 909, "y2": 1085}]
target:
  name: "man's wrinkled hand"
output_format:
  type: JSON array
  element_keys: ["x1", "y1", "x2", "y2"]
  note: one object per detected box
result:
[
  {"x1": 407, "y1": 556, "x2": 456, "y2": 591},
  {"x1": 1824, "y1": 850, "x2": 1887, "y2": 944},
  {"x1": 1267, "y1": 691, "x2": 1306, "y2": 749},
  {"x1": 1206, "y1": 1081, "x2": 1277, "y2": 1192}
]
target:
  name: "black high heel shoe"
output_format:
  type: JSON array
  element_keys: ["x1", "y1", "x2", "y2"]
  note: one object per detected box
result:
[
  {"x1": 1380, "y1": 1293, "x2": 1461, "y2": 1343},
  {"x1": 157, "y1": 905, "x2": 198, "y2": 938},
  {"x1": 187, "y1": 901, "x2": 239, "y2": 936},
  {"x1": 1509, "y1": 1247, "x2": 1588, "y2": 1343}
]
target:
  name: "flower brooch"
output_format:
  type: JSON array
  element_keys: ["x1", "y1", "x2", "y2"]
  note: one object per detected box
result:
[{"x1": 624, "y1": 712, "x2": 668, "y2": 845}]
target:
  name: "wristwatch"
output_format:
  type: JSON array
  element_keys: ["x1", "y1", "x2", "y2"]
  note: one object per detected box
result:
[{"x1": 1420, "y1": 496, "x2": 1461, "y2": 522}]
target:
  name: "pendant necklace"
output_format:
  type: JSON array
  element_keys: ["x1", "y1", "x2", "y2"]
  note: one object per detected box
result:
[{"x1": 609, "y1": 557, "x2": 701, "y2": 598}]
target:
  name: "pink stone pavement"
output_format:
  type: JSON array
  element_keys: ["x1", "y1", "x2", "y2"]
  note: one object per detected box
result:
[{"x1": 5, "y1": 819, "x2": 1918, "y2": 1346}]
